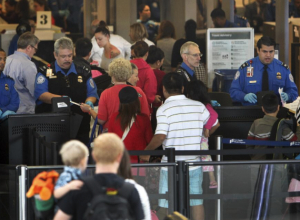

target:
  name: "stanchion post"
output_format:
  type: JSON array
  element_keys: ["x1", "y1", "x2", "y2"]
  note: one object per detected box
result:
[
  {"x1": 215, "y1": 135, "x2": 223, "y2": 220},
  {"x1": 166, "y1": 148, "x2": 175, "y2": 212},
  {"x1": 52, "y1": 142, "x2": 58, "y2": 165},
  {"x1": 39, "y1": 136, "x2": 46, "y2": 165},
  {"x1": 166, "y1": 148, "x2": 175, "y2": 163},
  {"x1": 27, "y1": 127, "x2": 36, "y2": 165},
  {"x1": 177, "y1": 161, "x2": 186, "y2": 216}
]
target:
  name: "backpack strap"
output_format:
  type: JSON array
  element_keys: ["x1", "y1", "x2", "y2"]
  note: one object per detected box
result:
[
  {"x1": 267, "y1": 118, "x2": 282, "y2": 160},
  {"x1": 82, "y1": 176, "x2": 106, "y2": 195},
  {"x1": 117, "y1": 181, "x2": 135, "y2": 200}
]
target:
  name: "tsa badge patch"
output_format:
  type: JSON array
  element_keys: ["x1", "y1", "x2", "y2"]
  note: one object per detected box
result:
[
  {"x1": 37, "y1": 75, "x2": 46, "y2": 84},
  {"x1": 289, "y1": 74, "x2": 294, "y2": 83},
  {"x1": 89, "y1": 79, "x2": 94, "y2": 88},
  {"x1": 234, "y1": 71, "x2": 240, "y2": 80}
]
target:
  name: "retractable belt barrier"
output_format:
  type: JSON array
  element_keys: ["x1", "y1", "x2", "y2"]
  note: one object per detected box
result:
[{"x1": 129, "y1": 137, "x2": 300, "y2": 157}]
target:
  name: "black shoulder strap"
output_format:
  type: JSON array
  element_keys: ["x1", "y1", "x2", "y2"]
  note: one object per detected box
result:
[
  {"x1": 91, "y1": 65, "x2": 108, "y2": 75},
  {"x1": 117, "y1": 181, "x2": 135, "y2": 200},
  {"x1": 266, "y1": 118, "x2": 282, "y2": 160},
  {"x1": 269, "y1": 118, "x2": 282, "y2": 142},
  {"x1": 83, "y1": 176, "x2": 106, "y2": 196}
]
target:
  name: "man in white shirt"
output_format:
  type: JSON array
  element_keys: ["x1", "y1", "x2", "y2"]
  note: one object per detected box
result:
[{"x1": 140, "y1": 72, "x2": 210, "y2": 220}]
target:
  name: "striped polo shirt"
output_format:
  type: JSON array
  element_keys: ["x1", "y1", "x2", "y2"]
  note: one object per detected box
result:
[{"x1": 155, "y1": 95, "x2": 210, "y2": 162}]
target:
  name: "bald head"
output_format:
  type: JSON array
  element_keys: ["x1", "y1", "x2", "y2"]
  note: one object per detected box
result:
[{"x1": 92, "y1": 133, "x2": 124, "y2": 164}]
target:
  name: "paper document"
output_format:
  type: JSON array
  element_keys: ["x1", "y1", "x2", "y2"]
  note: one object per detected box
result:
[
  {"x1": 284, "y1": 96, "x2": 300, "y2": 113},
  {"x1": 278, "y1": 87, "x2": 285, "y2": 105}
]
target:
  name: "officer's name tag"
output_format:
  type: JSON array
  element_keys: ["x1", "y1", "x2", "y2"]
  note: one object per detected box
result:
[
  {"x1": 249, "y1": 80, "x2": 257, "y2": 83},
  {"x1": 46, "y1": 69, "x2": 52, "y2": 77},
  {"x1": 246, "y1": 67, "x2": 253, "y2": 77}
]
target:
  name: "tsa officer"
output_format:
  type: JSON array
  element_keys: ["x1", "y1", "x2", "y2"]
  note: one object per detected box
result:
[
  {"x1": 34, "y1": 37, "x2": 98, "y2": 144},
  {"x1": 230, "y1": 36, "x2": 298, "y2": 106},
  {"x1": 0, "y1": 49, "x2": 19, "y2": 119},
  {"x1": 211, "y1": 8, "x2": 238, "y2": 28}
]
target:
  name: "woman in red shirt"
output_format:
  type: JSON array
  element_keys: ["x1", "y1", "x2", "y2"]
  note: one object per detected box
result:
[{"x1": 108, "y1": 86, "x2": 153, "y2": 163}]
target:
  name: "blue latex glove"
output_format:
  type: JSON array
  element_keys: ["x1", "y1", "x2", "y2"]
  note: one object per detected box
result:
[
  {"x1": 0, "y1": 110, "x2": 16, "y2": 120},
  {"x1": 244, "y1": 93, "x2": 257, "y2": 103},
  {"x1": 85, "y1": 101, "x2": 94, "y2": 109},
  {"x1": 211, "y1": 100, "x2": 221, "y2": 107},
  {"x1": 281, "y1": 92, "x2": 289, "y2": 102},
  {"x1": 63, "y1": 96, "x2": 73, "y2": 105}
]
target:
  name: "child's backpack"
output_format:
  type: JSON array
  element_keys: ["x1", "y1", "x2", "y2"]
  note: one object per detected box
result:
[{"x1": 83, "y1": 176, "x2": 135, "y2": 220}]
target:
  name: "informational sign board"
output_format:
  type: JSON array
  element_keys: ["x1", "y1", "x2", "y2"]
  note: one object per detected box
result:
[
  {"x1": 207, "y1": 28, "x2": 254, "y2": 88},
  {"x1": 36, "y1": 11, "x2": 52, "y2": 29}
]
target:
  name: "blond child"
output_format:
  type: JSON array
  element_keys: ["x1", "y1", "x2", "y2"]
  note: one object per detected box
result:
[{"x1": 54, "y1": 140, "x2": 89, "y2": 199}]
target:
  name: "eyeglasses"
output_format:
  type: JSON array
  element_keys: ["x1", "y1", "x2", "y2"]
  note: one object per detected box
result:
[
  {"x1": 30, "y1": 45, "x2": 38, "y2": 52},
  {"x1": 185, "y1": 53, "x2": 203, "y2": 58}
]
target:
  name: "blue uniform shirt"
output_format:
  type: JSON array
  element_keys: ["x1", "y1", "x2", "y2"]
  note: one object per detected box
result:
[
  {"x1": 137, "y1": 19, "x2": 159, "y2": 42},
  {"x1": 234, "y1": 15, "x2": 249, "y2": 27},
  {"x1": 180, "y1": 62, "x2": 194, "y2": 77},
  {"x1": 61, "y1": 0, "x2": 83, "y2": 24},
  {"x1": 0, "y1": 72, "x2": 19, "y2": 112},
  {"x1": 229, "y1": 56, "x2": 298, "y2": 106},
  {"x1": 224, "y1": 20, "x2": 238, "y2": 27},
  {"x1": 35, "y1": 61, "x2": 98, "y2": 105}
]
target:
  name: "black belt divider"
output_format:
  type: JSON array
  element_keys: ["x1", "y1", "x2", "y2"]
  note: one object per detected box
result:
[
  {"x1": 27, "y1": 127, "x2": 59, "y2": 165},
  {"x1": 128, "y1": 136, "x2": 300, "y2": 157}
]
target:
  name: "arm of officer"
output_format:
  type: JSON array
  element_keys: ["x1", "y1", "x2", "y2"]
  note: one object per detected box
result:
[
  {"x1": 34, "y1": 73, "x2": 61, "y2": 104},
  {"x1": 85, "y1": 77, "x2": 99, "y2": 104},
  {"x1": 284, "y1": 72, "x2": 298, "y2": 103},
  {"x1": 229, "y1": 70, "x2": 247, "y2": 102},
  {"x1": 38, "y1": 92, "x2": 62, "y2": 104}
]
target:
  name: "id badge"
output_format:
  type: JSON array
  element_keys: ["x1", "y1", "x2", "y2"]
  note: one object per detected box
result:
[
  {"x1": 246, "y1": 67, "x2": 253, "y2": 77},
  {"x1": 46, "y1": 68, "x2": 52, "y2": 77}
]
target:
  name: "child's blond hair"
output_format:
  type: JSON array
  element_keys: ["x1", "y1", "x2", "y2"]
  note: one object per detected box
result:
[{"x1": 59, "y1": 140, "x2": 89, "y2": 166}]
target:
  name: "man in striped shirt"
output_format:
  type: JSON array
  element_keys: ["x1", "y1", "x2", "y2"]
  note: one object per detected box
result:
[{"x1": 141, "y1": 72, "x2": 210, "y2": 220}]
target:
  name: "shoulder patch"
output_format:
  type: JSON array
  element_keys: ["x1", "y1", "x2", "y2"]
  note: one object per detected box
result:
[
  {"x1": 239, "y1": 62, "x2": 249, "y2": 69},
  {"x1": 234, "y1": 71, "x2": 240, "y2": 80},
  {"x1": 89, "y1": 78, "x2": 94, "y2": 88},
  {"x1": 37, "y1": 75, "x2": 46, "y2": 84},
  {"x1": 289, "y1": 74, "x2": 294, "y2": 83},
  {"x1": 281, "y1": 62, "x2": 289, "y2": 69}
]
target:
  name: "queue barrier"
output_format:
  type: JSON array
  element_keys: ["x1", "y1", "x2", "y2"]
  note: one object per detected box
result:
[{"x1": 1, "y1": 136, "x2": 300, "y2": 220}]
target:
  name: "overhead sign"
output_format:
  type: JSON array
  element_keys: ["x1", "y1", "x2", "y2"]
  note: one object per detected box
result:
[{"x1": 36, "y1": 11, "x2": 52, "y2": 29}]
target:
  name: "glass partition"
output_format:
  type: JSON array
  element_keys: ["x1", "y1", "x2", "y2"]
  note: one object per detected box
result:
[
  {"x1": 21, "y1": 163, "x2": 176, "y2": 220},
  {"x1": 187, "y1": 161, "x2": 300, "y2": 220}
]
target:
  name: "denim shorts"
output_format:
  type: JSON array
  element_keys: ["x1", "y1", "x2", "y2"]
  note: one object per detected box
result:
[{"x1": 158, "y1": 167, "x2": 203, "y2": 208}]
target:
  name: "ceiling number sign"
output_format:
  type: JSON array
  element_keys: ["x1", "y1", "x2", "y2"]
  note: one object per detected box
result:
[{"x1": 36, "y1": 11, "x2": 52, "y2": 29}]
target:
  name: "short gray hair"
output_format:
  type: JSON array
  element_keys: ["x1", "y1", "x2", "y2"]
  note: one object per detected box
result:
[
  {"x1": 180, "y1": 41, "x2": 199, "y2": 55},
  {"x1": 17, "y1": 32, "x2": 39, "y2": 49},
  {"x1": 54, "y1": 37, "x2": 74, "y2": 55}
]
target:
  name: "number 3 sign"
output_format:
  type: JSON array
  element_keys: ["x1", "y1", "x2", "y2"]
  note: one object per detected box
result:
[{"x1": 36, "y1": 11, "x2": 52, "y2": 29}]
